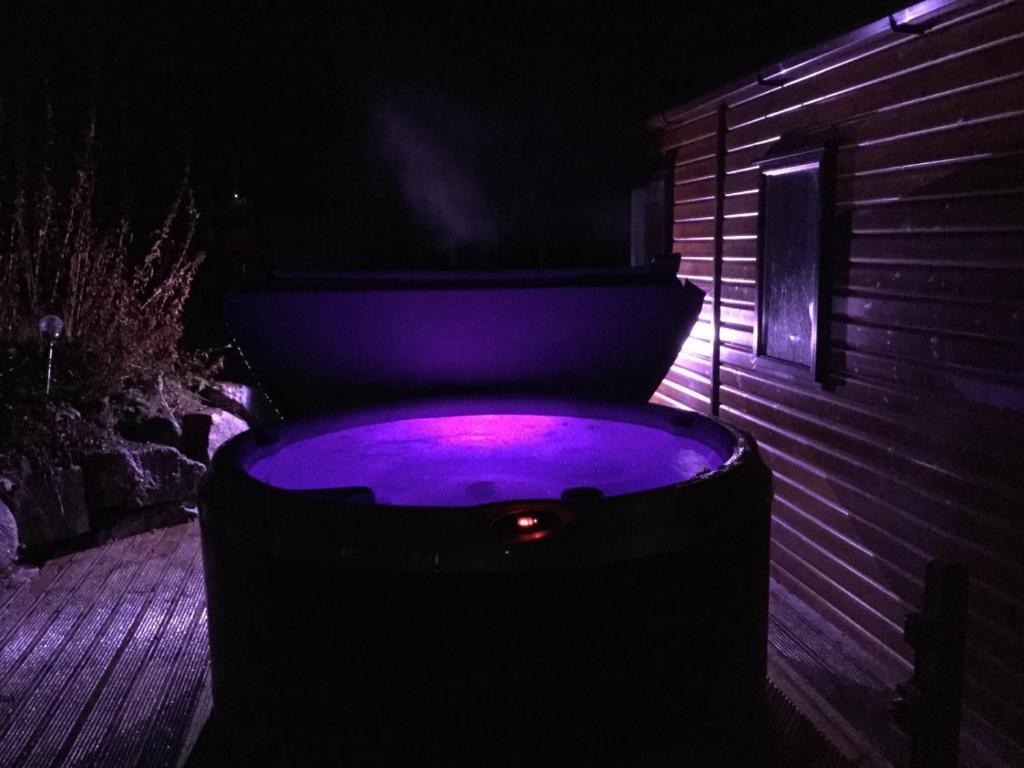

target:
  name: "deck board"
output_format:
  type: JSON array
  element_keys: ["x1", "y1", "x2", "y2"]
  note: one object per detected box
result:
[
  {"x1": 94, "y1": 549, "x2": 207, "y2": 768},
  {"x1": 0, "y1": 546, "x2": 111, "y2": 681},
  {"x1": 20, "y1": 545, "x2": 172, "y2": 768},
  {"x1": 4, "y1": 533, "x2": 167, "y2": 768},
  {"x1": 0, "y1": 537, "x2": 156, "y2": 763},
  {"x1": 768, "y1": 581, "x2": 907, "y2": 765},
  {"x1": 0, "y1": 522, "x2": 907, "y2": 767},
  {"x1": 61, "y1": 529, "x2": 197, "y2": 767}
]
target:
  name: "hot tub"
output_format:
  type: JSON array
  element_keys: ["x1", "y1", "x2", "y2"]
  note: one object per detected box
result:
[{"x1": 199, "y1": 264, "x2": 771, "y2": 764}]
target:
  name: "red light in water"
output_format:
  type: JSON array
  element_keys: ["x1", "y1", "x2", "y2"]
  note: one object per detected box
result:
[{"x1": 516, "y1": 515, "x2": 540, "y2": 530}]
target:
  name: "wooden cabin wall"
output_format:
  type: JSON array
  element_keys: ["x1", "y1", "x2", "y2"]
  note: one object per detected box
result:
[{"x1": 652, "y1": 0, "x2": 1024, "y2": 760}]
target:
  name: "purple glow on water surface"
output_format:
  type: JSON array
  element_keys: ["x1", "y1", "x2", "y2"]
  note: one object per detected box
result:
[
  {"x1": 248, "y1": 413, "x2": 724, "y2": 506},
  {"x1": 393, "y1": 413, "x2": 561, "y2": 447}
]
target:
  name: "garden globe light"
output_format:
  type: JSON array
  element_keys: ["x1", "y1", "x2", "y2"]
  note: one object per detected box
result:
[
  {"x1": 38, "y1": 314, "x2": 64, "y2": 342},
  {"x1": 38, "y1": 314, "x2": 64, "y2": 396}
]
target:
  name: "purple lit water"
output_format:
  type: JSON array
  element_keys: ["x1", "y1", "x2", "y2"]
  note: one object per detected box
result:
[{"x1": 248, "y1": 413, "x2": 724, "y2": 506}]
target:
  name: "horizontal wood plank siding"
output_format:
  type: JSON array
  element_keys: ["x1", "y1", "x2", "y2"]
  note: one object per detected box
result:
[{"x1": 655, "y1": 0, "x2": 1024, "y2": 759}]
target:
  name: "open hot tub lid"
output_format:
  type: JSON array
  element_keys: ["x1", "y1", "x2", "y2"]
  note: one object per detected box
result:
[{"x1": 224, "y1": 259, "x2": 705, "y2": 415}]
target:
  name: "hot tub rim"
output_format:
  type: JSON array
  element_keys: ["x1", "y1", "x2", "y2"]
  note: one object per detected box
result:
[{"x1": 198, "y1": 398, "x2": 770, "y2": 573}]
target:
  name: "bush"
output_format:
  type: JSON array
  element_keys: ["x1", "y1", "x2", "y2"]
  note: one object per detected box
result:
[{"x1": 0, "y1": 97, "x2": 205, "y2": 393}]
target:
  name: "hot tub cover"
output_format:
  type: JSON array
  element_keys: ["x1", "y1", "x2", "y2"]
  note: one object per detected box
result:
[{"x1": 224, "y1": 262, "x2": 704, "y2": 414}]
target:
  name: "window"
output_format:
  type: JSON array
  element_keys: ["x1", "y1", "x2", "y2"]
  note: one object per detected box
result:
[{"x1": 755, "y1": 143, "x2": 833, "y2": 383}]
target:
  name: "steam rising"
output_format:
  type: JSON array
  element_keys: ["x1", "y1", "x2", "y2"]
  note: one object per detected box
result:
[{"x1": 373, "y1": 97, "x2": 500, "y2": 252}]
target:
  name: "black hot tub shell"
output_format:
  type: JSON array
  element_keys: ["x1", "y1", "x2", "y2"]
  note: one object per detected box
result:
[{"x1": 199, "y1": 266, "x2": 772, "y2": 763}]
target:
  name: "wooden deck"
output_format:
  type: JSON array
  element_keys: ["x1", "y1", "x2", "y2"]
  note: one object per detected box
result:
[
  {"x1": 0, "y1": 525, "x2": 206, "y2": 768},
  {"x1": 0, "y1": 522, "x2": 900, "y2": 767}
]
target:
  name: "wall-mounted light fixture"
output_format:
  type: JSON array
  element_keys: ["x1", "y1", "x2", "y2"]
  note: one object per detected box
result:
[{"x1": 889, "y1": 12, "x2": 932, "y2": 35}]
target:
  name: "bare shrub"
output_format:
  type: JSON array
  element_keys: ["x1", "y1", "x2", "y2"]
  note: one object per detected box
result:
[{"x1": 0, "y1": 93, "x2": 205, "y2": 392}]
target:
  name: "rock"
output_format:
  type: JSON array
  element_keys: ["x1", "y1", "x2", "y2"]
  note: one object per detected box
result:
[
  {"x1": 0, "y1": 499, "x2": 17, "y2": 567},
  {"x1": 90, "y1": 501, "x2": 198, "y2": 541},
  {"x1": 208, "y1": 410, "x2": 249, "y2": 460},
  {"x1": 178, "y1": 408, "x2": 248, "y2": 463},
  {"x1": 0, "y1": 458, "x2": 91, "y2": 548},
  {"x1": 0, "y1": 564, "x2": 38, "y2": 589},
  {"x1": 80, "y1": 444, "x2": 206, "y2": 511},
  {"x1": 199, "y1": 381, "x2": 273, "y2": 425},
  {"x1": 54, "y1": 405, "x2": 83, "y2": 427},
  {"x1": 123, "y1": 387, "x2": 152, "y2": 410},
  {"x1": 199, "y1": 382, "x2": 251, "y2": 417}
]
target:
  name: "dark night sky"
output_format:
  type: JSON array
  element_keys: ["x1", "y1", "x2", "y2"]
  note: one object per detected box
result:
[{"x1": 3, "y1": 1, "x2": 901, "y2": 268}]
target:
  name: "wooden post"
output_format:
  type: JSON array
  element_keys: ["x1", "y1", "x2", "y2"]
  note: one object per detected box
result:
[
  {"x1": 893, "y1": 560, "x2": 969, "y2": 768},
  {"x1": 709, "y1": 102, "x2": 727, "y2": 417},
  {"x1": 181, "y1": 413, "x2": 212, "y2": 464}
]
